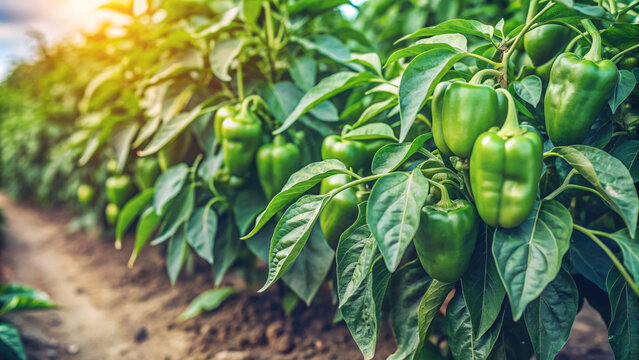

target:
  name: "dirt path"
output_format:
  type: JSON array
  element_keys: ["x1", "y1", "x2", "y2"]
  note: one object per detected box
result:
[{"x1": 0, "y1": 194, "x2": 614, "y2": 360}]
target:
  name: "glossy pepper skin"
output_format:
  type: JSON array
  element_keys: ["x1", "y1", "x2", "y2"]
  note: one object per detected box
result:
[
  {"x1": 220, "y1": 102, "x2": 262, "y2": 177},
  {"x1": 214, "y1": 104, "x2": 238, "y2": 143},
  {"x1": 256, "y1": 135, "x2": 301, "y2": 200},
  {"x1": 470, "y1": 89, "x2": 542, "y2": 228},
  {"x1": 320, "y1": 174, "x2": 360, "y2": 249},
  {"x1": 105, "y1": 175, "x2": 135, "y2": 207},
  {"x1": 321, "y1": 135, "x2": 368, "y2": 171},
  {"x1": 413, "y1": 189, "x2": 478, "y2": 283},
  {"x1": 523, "y1": 24, "x2": 572, "y2": 67},
  {"x1": 434, "y1": 73, "x2": 507, "y2": 159},
  {"x1": 134, "y1": 157, "x2": 160, "y2": 190},
  {"x1": 105, "y1": 203, "x2": 119, "y2": 225},
  {"x1": 544, "y1": 21, "x2": 618, "y2": 146}
]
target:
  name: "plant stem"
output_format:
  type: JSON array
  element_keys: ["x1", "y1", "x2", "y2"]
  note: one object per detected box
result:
[
  {"x1": 237, "y1": 60, "x2": 245, "y2": 100},
  {"x1": 608, "y1": 0, "x2": 618, "y2": 15},
  {"x1": 465, "y1": 53, "x2": 501, "y2": 67},
  {"x1": 611, "y1": 43, "x2": 639, "y2": 63},
  {"x1": 617, "y1": 0, "x2": 639, "y2": 18},
  {"x1": 330, "y1": 173, "x2": 383, "y2": 196},
  {"x1": 581, "y1": 19, "x2": 603, "y2": 61},
  {"x1": 574, "y1": 224, "x2": 639, "y2": 297},
  {"x1": 526, "y1": 0, "x2": 539, "y2": 23},
  {"x1": 427, "y1": 178, "x2": 455, "y2": 208},
  {"x1": 469, "y1": 69, "x2": 502, "y2": 84},
  {"x1": 543, "y1": 169, "x2": 577, "y2": 200}
]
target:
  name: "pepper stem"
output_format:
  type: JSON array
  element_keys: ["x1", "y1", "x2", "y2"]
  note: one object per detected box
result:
[
  {"x1": 495, "y1": 88, "x2": 521, "y2": 136},
  {"x1": 469, "y1": 69, "x2": 502, "y2": 85},
  {"x1": 428, "y1": 179, "x2": 455, "y2": 208},
  {"x1": 581, "y1": 19, "x2": 603, "y2": 61},
  {"x1": 273, "y1": 134, "x2": 286, "y2": 146}
]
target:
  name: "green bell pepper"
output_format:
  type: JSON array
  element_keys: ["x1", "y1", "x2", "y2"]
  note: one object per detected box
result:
[
  {"x1": 134, "y1": 157, "x2": 160, "y2": 190},
  {"x1": 105, "y1": 203, "x2": 119, "y2": 226},
  {"x1": 319, "y1": 174, "x2": 361, "y2": 249},
  {"x1": 214, "y1": 104, "x2": 238, "y2": 143},
  {"x1": 321, "y1": 135, "x2": 368, "y2": 171},
  {"x1": 77, "y1": 184, "x2": 94, "y2": 205},
  {"x1": 544, "y1": 20, "x2": 618, "y2": 146},
  {"x1": 105, "y1": 175, "x2": 135, "y2": 207},
  {"x1": 414, "y1": 182, "x2": 478, "y2": 283},
  {"x1": 523, "y1": 24, "x2": 572, "y2": 67},
  {"x1": 256, "y1": 135, "x2": 301, "y2": 200},
  {"x1": 470, "y1": 88, "x2": 542, "y2": 228},
  {"x1": 220, "y1": 99, "x2": 263, "y2": 177}
]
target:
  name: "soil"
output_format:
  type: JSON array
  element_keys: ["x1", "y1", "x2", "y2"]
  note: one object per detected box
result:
[{"x1": 0, "y1": 193, "x2": 614, "y2": 360}]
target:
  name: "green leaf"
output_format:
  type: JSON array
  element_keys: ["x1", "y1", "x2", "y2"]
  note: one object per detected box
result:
[
  {"x1": 259, "y1": 194, "x2": 330, "y2": 292},
  {"x1": 398, "y1": 48, "x2": 465, "y2": 141},
  {"x1": 512, "y1": 76, "x2": 542, "y2": 107},
  {"x1": 147, "y1": 50, "x2": 204, "y2": 85},
  {"x1": 367, "y1": 169, "x2": 429, "y2": 271},
  {"x1": 0, "y1": 285, "x2": 55, "y2": 315},
  {"x1": 349, "y1": 53, "x2": 382, "y2": 76},
  {"x1": 385, "y1": 34, "x2": 467, "y2": 67},
  {"x1": 281, "y1": 224, "x2": 334, "y2": 305},
  {"x1": 446, "y1": 289, "x2": 504, "y2": 360},
  {"x1": 112, "y1": 121, "x2": 139, "y2": 173},
  {"x1": 139, "y1": 104, "x2": 207, "y2": 156},
  {"x1": 605, "y1": 229, "x2": 639, "y2": 285},
  {"x1": 152, "y1": 184, "x2": 195, "y2": 246},
  {"x1": 178, "y1": 287, "x2": 238, "y2": 322},
  {"x1": 289, "y1": 57, "x2": 317, "y2": 91},
  {"x1": 569, "y1": 232, "x2": 612, "y2": 291},
  {"x1": 352, "y1": 97, "x2": 398, "y2": 129},
  {"x1": 340, "y1": 258, "x2": 390, "y2": 360},
  {"x1": 129, "y1": 206, "x2": 162, "y2": 267},
  {"x1": 461, "y1": 225, "x2": 505, "y2": 338},
  {"x1": 524, "y1": 269, "x2": 578, "y2": 360},
  {"x1": 166, "y1": 226, "x2": 189, "y2": 285},
  {"x1": 342, "y1": 123, "x2": 397, "y2": 141},
  {"x1": 273, "y1": 71, "x2": 374, "y2": 135},
  {"x1": 493, "y1": 200, "x2": 573, "y2": 321},
  {"x1": 198, "y1": 7, "x2": 240, "y2": 37},
  {"x1": 186, "y1": 205, "x2": 217, "y2": 264},
  {"x1": 612, "y1": 139, "x2": 639, "y2": 182},
  {"x1": 115, "y1": 188, "x2": 155, "y2": 247},
  {"x1": 153, "y1": 163, "x2": 189, "y2": 214},
  {"x1": 242, "y1": 160, "x2": 348, "y2": 239},
  {"x1": 418, "y1": 280, "x2": 454, "y2": 342},
  {"x1": 609, "y1": 70, "x2": 636, "y2": 113},
  {"x1": 0, "y1": 324, "x2": 25, "y2": 360},
  {"x1": 233, "y1": 187, "x2": 268, "y2": 236},
  {"x1": 398, "y1": 19, "x2": 495, "y2": 43},
  {"x1": 213, "y1": 213, "x2": 241, "y2": 285},
  {"x1": 209, "y1": 38, "x2": 245, "y2": 82},
  {"x1": 241, "y1": 0, "x2": 260, "y2": 25},
  {"x1": 287, "y1": 0, "x2": 349, "y2": 14},
  {"x1": 292, "y1": 35, "x2": 351, "y2": 64},
  {"x1": 388, "y1": 261, "x2": 431, "y2": 360},
  {"x1": 371, "y1": 133, "x2": 432, "y2": 175},
  {"x1": 548, "y1": 146, "x2": 639, "y2": 237},
  {"x1": 606, "y1": 267, "x2": 639, "y2": 360}
]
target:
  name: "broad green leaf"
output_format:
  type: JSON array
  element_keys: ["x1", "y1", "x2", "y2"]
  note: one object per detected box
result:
[
  {"x1": 446, "y1": 290, "x2": 504, "y2": 360},
  {"x1": 385, "y1": 34, "x2": 468, "y2": 67},
  {"x1": 273, "y1": 71, "x2": 374, "y2": 135},
  {"x1": 78, "y1": 131, "x2": 101, "y2": 166},
  {"x1": 524, "y1": 269, "x2": 578, "y2": 360},
  {"x1": 418, "y1": 280, "x2": 454, "y2": 342},
  {"x1": 0, "y1": 324, "x2": 25, "y2": 360},
  {"x1": 462, "y1": 225, "x2": 505, "y2": 338},
  {"x1": 213, "y1": 213, "x2": 241, "y2": 285},
  {"x1": 609, "y1": 70, "x2": 636, "y2": 113},
  {"x1": 289, "y1": 57, "x2": 317, "y2": 91},
  {"x1": 605, "y1": 229, "x2": 639, "y2": 286},
  {"x1": 242, "y1": 160, "x2": 348, "y2": 239},
  {"x1": 0, "y1": 285, "x2": 55, "y2": 315},
  {"x1": 612, "y1": 139, "x2": 639, "y2": 182},
  {"x1": 548, "y1": 146, "x2": 639, "y2": 237},
  {"x1": 606, "y1": 267, "x2": 639, "y2": 360},
  {"x1": 241, "y1": 0, "x2": 260, "y2": 25},
  {"x1": 398, "y1": 48, "x2": 465, "y2": 141},
  {"x1": 147, "y1": 50, "x2": 204, "y2": 85},
  {"x1": 512, "y1": 76, "x2": 542, "y2": 107},
  {"x1": 371, "y1": 133, "x2": 431, "y2": 174},
  {"x1": 342, "y1": 123, "x2": 397, "y2": 141},
  {"x1": 133, "y1": 115, "x2": 161, "y2": 148},
  {"x1": 139, "y1": 104, "x2": 207, "y2": 156},
  {"x1": 209, "y1": 38, "x2": 245, "y2": 82},
  {"x1": 153, "y1": 163, "x2": 189, "y2": 214},
  {"x1": 166, "y1": 226, "x2": 188, "y2": 285},
  {"x1": 178, "y1": 287, "x2": 238, "y2": 322},
  {"x1": 493, "y1": 200, "x2": 573, "y2": 320},
  {"x1": 388, "y1": 261, "x2": 431, "y2": 360},
  {"x1": 152, "y1": 184, "x2": 195, "y2": 245},
  {"x1": 112, "y1": 121, "x2": 139, "y2": 173},
  {"x1": 79, "y1": 66, "x2": 121, "y2": 113},
  {"x1": 602, "y1": 24, "x2": 639, "y2": 50},
  {"x1": 233, "y1": 187, "x2": 268, "y2": 236},
  {"x1": 129, "y1": 206, "x2": 162, "y2": 267},
  {"x1": 292, "y1": 35, "x2": 351, "y2": 64},
  {"x1": 569, "y1": 231, "x2": 612, "y2": 291},
  {"x1": 349, "y1": 53, "x2": 382, "y2": 76},
  {"x1": 186, "y1": 205, "x2": 218, "y2": 264},
  {"x1": 259, "y1": 194, "x2": 330, "y2": 292},
  {"x1": 352, "y1": 97, "x2": 398, "y2": 128},
  {"x1": 198, "y1": 7, "x2": 239, "y2": 37},
  {"x1": 367, "y1": 169, "x2": 429, "y2": 271},
  {"x1": 398, "y1": 19, "x2": 495, "y2": 43},
  {"x1": 340, "y1": 258, "x2": 390, "y2": 360},
  {"x1": 115, "y1": 188, "x2": 155, "y2": 247}
]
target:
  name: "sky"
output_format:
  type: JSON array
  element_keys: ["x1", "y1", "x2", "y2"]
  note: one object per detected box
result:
[{"x1": 0, "y1": 0, "x2": 365, "y2": 79}]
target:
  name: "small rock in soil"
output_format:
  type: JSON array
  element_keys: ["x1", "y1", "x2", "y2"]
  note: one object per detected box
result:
[
  {"x1": 314, "y1": 340, "x2": 326, "y2": 352},
  {"x1": 246, "y1": 326, "x2": 264, "y2": 345},
  {"x1": 265, "y1": 321, "x2": 293, "y2": 353},
  {"x1": 66, "y1": 344, "x2": 80, "y2": 355},
  {"x1": 212, "y1": 350, "x2": 252, "y2": 360},
  {"x1": 134, "y1": 326, "x2": 148, "y2": 343}
]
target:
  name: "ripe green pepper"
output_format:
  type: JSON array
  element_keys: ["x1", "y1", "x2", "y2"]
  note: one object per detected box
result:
[
  {"x1": 105, "y1": 203, "x2": 119, "y2": 225},
  {"x1": 134, "y1": 157, "x2": 160, "y2": 190},
  {"x1": 470, "y1": 89, "x2": 542, "y2": 228},
  {"x1": 77, "y1": 184, "x2": 94, "y2": 205},
  {"x1": 105, "y1": 175, "x2": 135, "y2": 207},
  {"x1": 321, "y1": 135, "x2": 368, "y2": 171},
  {"x1": 523, "y1": 24, "x2": 572, "y2": 67},
  {"x1": 620, "y1": 56, "x2": 638, "y2": 70},
  {"x1": 256, "y1": 135, "x2": 301, "y2": 200},
  {"x1": 158, "y1": 132, "x2": 189, "y2": 171},
  {"x1": 433, "y1": 71, "x2": 507, "y2": 159},
  {"x1": 544, "y1": 20, "x2": 618, "y2": 146},
  {"x1": 413, "y1": 182, "x2": 478, "y2": 283},
  {"x1": 214, "y1": 104, "x2": 238, "y2": 143},
  {"x1": 319, "y1": 174, "x2": 360, "y2": 249},
  {"x1": 362, "y1": 138, "x2": 392, "y2": 165},
  {"x1": 220, "y1": 100, "x2": 262, "y2": 176}
]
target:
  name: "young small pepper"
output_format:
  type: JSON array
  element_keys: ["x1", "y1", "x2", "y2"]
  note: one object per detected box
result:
[
  {"x1": 523, "y1": 24, "x2": 572, "y2": 67},
  {"x1": 544, "y1": 20, "x2": 618, "y2": 146},
  {"x1": 413, "y1": 181, "x2": 478, "y2": 283},
  {"x1": 105, "y1": 175, "x2": 135, "y2": 207},
  {"x1": 470, "y1": 88, "x2": 542, "y2": 228},
  {"x1": 256, "y1": 135, "x2": 301, "y2": 200},
  {"x1": 321, "y1": 135, "x2": 368, "y2": 172},
  {"x1": 220, "y1": 98, "x2": 263, "y2": 177},
  {"x1": 134, "y1": 157, "x2": 161, "y2": 190},
  {"x1": 319, "y1": 174, "x2": 361, "y2": 249}
]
